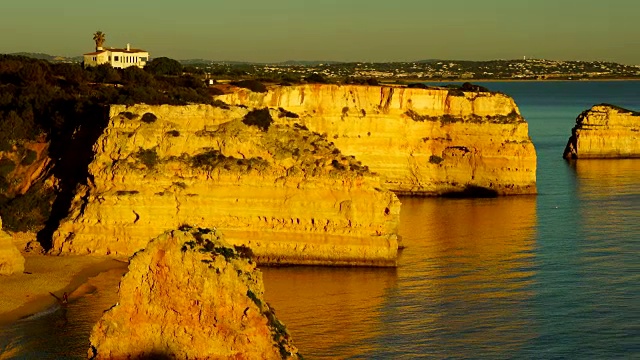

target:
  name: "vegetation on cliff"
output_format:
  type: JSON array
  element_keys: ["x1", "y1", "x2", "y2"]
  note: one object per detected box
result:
[{"x1": 0, "y1": 54, "x2": 217, "y2": 238}]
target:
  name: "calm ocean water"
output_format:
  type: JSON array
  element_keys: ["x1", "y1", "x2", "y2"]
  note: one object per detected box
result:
[{"x1": 1, "y1": 81, "x2": 639, "y2": 359}]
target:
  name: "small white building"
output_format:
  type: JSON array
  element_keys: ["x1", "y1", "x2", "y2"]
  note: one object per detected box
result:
[{"x1": 83, "y1": 43, "x2": 149, "y2": 69}]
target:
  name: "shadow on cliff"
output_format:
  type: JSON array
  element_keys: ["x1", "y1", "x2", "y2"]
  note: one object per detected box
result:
[
  {"x1": 89, "y1": 348, "x2": 172, "y2": 360},
  {"x1": 37, "y1": 104, "x2": 110, "y2": 251},
  {"x1": 134, "y1": 352, "x2": 172, "y2": 360},
  {"x1": 441, "y1": 185, "x2": 499, "y2": 198}
]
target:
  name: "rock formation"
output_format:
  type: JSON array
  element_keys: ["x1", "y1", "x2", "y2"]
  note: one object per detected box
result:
[
  {"x1": 0, "y1": 217, "x2": 25, "y2": 275},
  {"x1": 89, "y1": 227, "x2": 299, "y2": 359},
  {"x1": 219, "y1": 84, "x2": 537, "y2": 196},
  {"x1": 564, "y1": 104, "x2": 640, "y2": 159},
  {"x1": 52, "y1": 104, "x2": 400, "y2": 266}
]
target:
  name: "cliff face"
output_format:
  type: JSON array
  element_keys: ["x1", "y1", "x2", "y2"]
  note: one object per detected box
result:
[
  {"x1": 52, "y1": 104, "x2": 400, "y2": 266},
  {"x1": 219, "y1": 84, "x2": 537, "y2": 195},
  {"x1": 564, "y1": 104, "x2": 640, "y2": 159},
  {"x1": 0, "y1": 141, "x2": 51, "y2": 197},
  {"x1": 0, "y1": 217, "x2": 25, "y2": 275},
  {"x1": 89, "y1": 228, "x2": 298, "y2": 359}
]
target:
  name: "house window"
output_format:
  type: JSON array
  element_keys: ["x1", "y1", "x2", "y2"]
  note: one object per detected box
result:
[{"x1": 114, "y1": 56, "x2": 119, "y2": 61}]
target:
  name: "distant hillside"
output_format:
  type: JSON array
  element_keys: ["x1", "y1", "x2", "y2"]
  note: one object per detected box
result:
[
  {"x1": 8, "y1": 52, "x2": 80, "y2": 63},
  {"x1": 178, "y1": 59, "x2": 344, "y2": 66}
]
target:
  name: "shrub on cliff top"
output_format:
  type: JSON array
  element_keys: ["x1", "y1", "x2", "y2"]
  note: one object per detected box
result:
[
  {"x1": 242, "y1": 108, "x2": 273, "y2": 132},
  {"x1": 230, "y1": 79, "x2": 267, "y2": 93},
  {"x1": 460, "y1": 82, "x2": 490, "y2": 92},
  {"x1": 141, "y1": 112, "x2": 158, "y2": 124},
  {"x1": 304, "y1": 73, "x2": 329, "y2": 84}
]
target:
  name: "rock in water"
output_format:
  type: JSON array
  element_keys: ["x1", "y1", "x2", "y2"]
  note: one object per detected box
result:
[
  {"x1": 88, "y1": 227, "x2": 299, "y2": 359},
  {"x1": 0, "y1": 217, "x2": 25, "y2": 275},
  {"x1": 564, "y1": 104, "x2": 640, "y2": 159}
]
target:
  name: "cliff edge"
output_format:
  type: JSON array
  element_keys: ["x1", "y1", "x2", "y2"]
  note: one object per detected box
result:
[
  {"x1": 219, "y1": 84, "x2": 537, "y2": 196},
  {"x1": 89, "y1": 227, "x2": 298, "y2": 359},
  {"x1": 563, "y1": 104, "x2": 640, "y2": 159}
]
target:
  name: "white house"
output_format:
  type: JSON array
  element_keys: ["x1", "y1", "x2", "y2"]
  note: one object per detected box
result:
[{"x1": 83, "y1": 43, "x2": 149, "y2": 69}]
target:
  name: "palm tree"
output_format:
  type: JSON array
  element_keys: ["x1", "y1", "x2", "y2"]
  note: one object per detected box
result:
[{"x1": 93, "y1": 31, "x2": 106, "y2": 51}]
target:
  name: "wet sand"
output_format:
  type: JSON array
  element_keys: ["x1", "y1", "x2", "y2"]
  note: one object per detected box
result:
[{"x1": 0, "y1": 254, "x2": 129, "y2": 325}]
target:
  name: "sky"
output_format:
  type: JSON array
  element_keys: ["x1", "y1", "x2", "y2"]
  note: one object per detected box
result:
[{"x1": 1, "y1": 0, "x2": 639, "y2": 64}]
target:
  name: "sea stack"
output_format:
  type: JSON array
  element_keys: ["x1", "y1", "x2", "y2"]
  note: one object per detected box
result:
[
  {"x1": 88, "y1": 227, "x2": 299, "y2": 359},
  {"x1": 564, "y1": 104, "x2": 640, "y2": 159}
]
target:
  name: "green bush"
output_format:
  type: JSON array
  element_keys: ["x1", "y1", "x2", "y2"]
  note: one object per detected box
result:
[
  {"x1": 141, "y1": 112, "x2": 157, "y2": 123},
  {"x1": 429, "y1": 155, "x2": 444, "y2": 164},
  {"x1": 242, "y1": 108, "x2": 273, "y2": 131},
  {"x1": 136, "y1": 148, "x2": 159, "y2": 169},
  {"x1": 231, "y1": 80, "x2": 267, "y2": 93},
  {"x1": 0, "y1": 158, "x2": 16, "y2": 177},
  {"x1": 0, "y1": 183, "x2": 54, "y2": 232},
  {"x1": 304, "y1": 73, "x2": 329, "y2": 84},
  {"x1": 144, "y1": 57, "x2": 183, "y2": 76},
  {"x1": 21, "y1": 149, "x2": 38, "y2": 165}
]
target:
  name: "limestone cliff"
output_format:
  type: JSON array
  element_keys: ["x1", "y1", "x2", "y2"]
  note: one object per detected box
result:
[
  {"x1": 219, "y1": 84, "x2": 537, "y2": 195},
  {"x1": 563, "y1": 104, "x2": 640, "y2": 159},
  {"x1": 0, "y1": 217, "x2": 25, "y2": 275},
  {"x1": 52, "y1": 104, "x2": 400, "y2": 266},
  {"x1": 89, "y1": 227, "x2": 298, "y2": 359}
]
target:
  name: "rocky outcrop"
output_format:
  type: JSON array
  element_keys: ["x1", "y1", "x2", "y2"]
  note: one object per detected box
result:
[
  {"x1": 89, "y1": 227, "x2": 298, "y2": 359},
  {"x1": 564, "y1": 104, "x2": 640, "y2": 159},
  {"x1": 52, "y1": 104, "x2": 400, "y2": 266},
  {"x1": 0, "y1": 217, "x2": 25, "y2": 275},
  {"x1": 0, "y1": 140, "x2": 51, "y2": 197},
  {"x1": 219, "y1": 84, "x2": 537, "y2": 196}
]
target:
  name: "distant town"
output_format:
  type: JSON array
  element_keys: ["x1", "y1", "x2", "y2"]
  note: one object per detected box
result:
[{"x1": 8, "y1": 52, "x2": 640, "y2": 81}]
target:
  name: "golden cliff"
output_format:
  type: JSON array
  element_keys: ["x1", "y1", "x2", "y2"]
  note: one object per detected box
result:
[
  {"x1": 564, "y1": 104, "x2": 640, "y2": 159},
  {"x1": 0, "y1": 217, "x2": 25, "y2": 275},
  {"x1": 89, "y1": 227, "x2": 298, "y2": 359},
  {"x1": 51, "y1": 104, "x2": 400, "y2": 266},
  {"x1": 219, "y1": 84, "x2": 537, "y2": 195}
]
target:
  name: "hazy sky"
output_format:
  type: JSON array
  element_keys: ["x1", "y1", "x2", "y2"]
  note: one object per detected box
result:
[{"x1": 1, "y1": 0, "x2": 639, "y2": 64}]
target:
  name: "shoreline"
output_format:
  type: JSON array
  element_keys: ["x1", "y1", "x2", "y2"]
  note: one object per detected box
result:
[{"x1": 0, "y1": 254, "x2": 128, "y2": 326}]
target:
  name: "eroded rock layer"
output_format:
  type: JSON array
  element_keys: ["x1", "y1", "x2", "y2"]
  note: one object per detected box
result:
[
  {"x1": 52, "y1": 104, "x2": 400, "y2": 266},
  {"x1": 0, "y1": 217, "x2": 24, "y2": 276},
  {"x1": 219, "y1": 84, "x2": 537, "y2": 195},
  {"x1": 563, "y1": 104, "x2": 640, "y2": 159},
  {"x1": 89, "y1": 228, "x2": 298, "y2": 359}
]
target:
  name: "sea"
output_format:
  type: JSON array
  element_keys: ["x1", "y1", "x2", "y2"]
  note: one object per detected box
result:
[{"x1": 1, "y1": 81, "x2": 639, "y2": 359}]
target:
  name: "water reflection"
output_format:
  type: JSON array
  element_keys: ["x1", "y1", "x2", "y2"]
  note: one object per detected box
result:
[
  {"x1": 376, "y1": 197, "x2": 538, "y2": 359},
  {"x1": 566, "y1": 160, "x2": 640, "y2": 356},
  {"x1": 262, "y1": 266, "x2": 397, "y2": 358},
  {"x1": 263, "y1": 196, "x2": 538, "y2": 359},
  {"x1": 572, "y1": 159, "x2": 640, "y2": 197}
]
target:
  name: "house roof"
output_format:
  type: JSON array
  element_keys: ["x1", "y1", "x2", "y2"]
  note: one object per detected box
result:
[
  {"x1": 106, "y1": 47, "x2": 148, "y2": 53},
  {"x1": 83, "y1": 47, "x2": 148, "y2": 56},
  {"x1": 83, "y1": 50, "x2": 107, "y2": 56}
]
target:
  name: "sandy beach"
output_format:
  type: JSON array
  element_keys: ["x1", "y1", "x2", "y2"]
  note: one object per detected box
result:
[{"x1": 0, "y1": 253, "x2": 129, "y2": 325}]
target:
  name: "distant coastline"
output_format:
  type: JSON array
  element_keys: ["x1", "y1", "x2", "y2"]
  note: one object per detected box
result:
[{"x1": 390, "y1": 77, "x2": 640, "y2": 83}]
